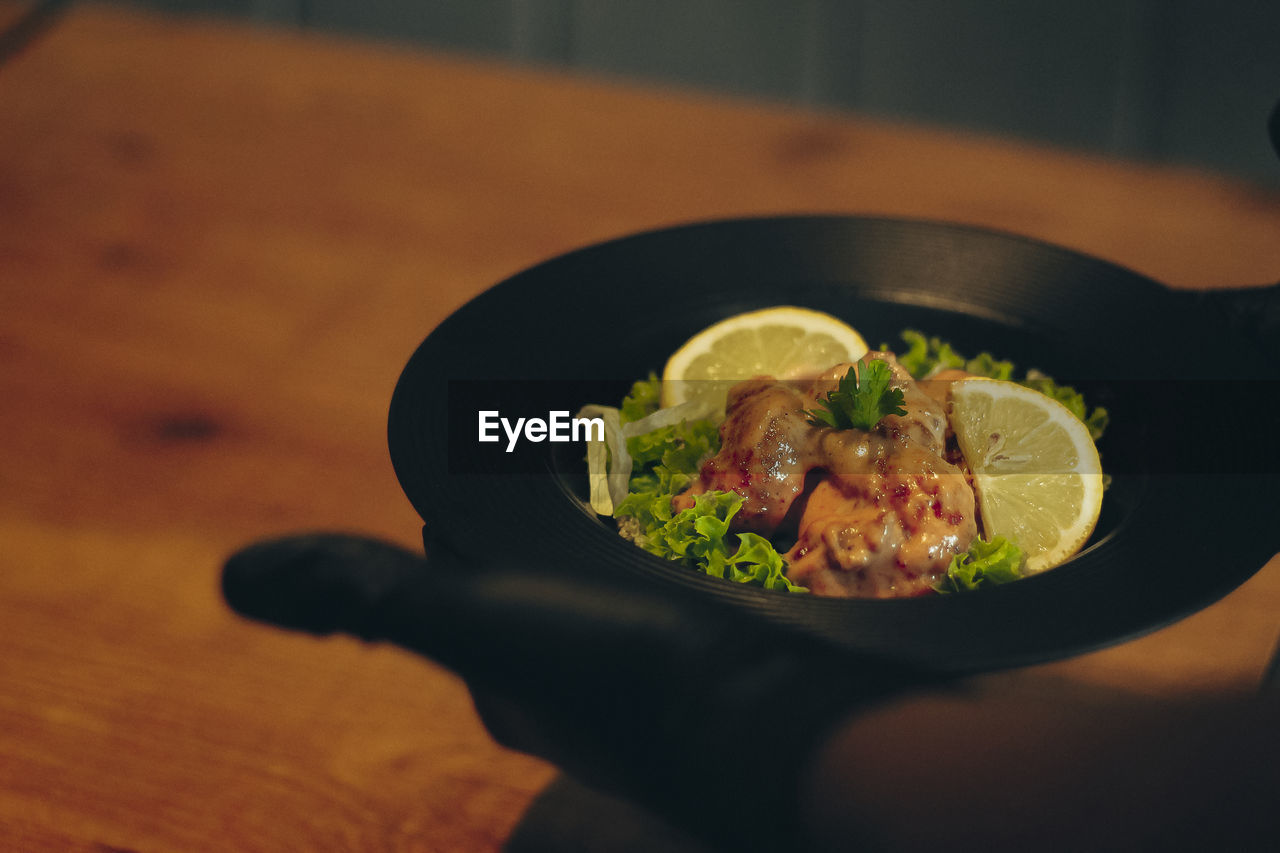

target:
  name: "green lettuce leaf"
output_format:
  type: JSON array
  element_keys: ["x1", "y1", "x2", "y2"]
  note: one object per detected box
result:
[
  {"x1": 963, "y1": 351, "x2": 1015, "y2": 382},
  {"x1": 623, "y1": 491, "x2": 805, "y2": 593},
  {"x1": 895, "y1": 330, "x2": 964, "y2": 378},
  {"x1": 626, "y1": 418, "x2": 719, "y2": 470},
  {"x1": 891, "y1": 330, "x2": 1108, "y2": 440},
  {"x1": 935, "y1": 536, "x2": 1025, "y2": 593},
  {"x1": 1021, "y1": 370, "x2": 1110, "y2": 442},
  {"x1": 619, "y1": 373, "x2": 661, "y2": 424},
  {"x1": 624, "y1": 417, "x2": 719, "y2": 497}
]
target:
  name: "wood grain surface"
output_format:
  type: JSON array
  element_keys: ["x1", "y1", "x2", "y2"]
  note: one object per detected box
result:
[{"x1": 1, "y1": 4, "x2": 1277, "y2": 851}]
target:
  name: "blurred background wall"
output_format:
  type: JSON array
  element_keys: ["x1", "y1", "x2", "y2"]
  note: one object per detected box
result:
[{"x1": 114, "y1": 0, "x2": 1279, "y2": 185}]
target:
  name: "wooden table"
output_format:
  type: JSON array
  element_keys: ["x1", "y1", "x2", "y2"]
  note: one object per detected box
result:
[{"x1": 2, "y1": 4, "x2": 1277, "y2": 850}]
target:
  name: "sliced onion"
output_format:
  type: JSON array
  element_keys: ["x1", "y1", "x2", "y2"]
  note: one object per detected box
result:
[
  {"x1": 576, "y1": 404, "x2": 629, "y2": 515},
  {"x1": 620, "y1": 397, "x2": 718, "y2": 439},
  {"x1": 584, "y1": 432, "x2": 612, "y2": 515}
]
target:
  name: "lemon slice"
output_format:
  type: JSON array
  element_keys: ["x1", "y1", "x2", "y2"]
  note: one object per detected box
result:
[
  {"x1": 949, "y1": 379, "x2": 1104, "y2": 574},
  {"x1": 661, "y1": 306, "x2": 868, "y2": 410}
]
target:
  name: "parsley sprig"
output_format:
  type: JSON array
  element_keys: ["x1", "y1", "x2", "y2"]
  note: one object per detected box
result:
[{"x1": 806, "y1": 360, "x2": 907, "y2": 431}]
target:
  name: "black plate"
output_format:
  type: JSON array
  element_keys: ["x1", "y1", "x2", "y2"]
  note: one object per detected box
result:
[{"x1": 388, "y1": 216, "x2": 1279, "y2": 674}]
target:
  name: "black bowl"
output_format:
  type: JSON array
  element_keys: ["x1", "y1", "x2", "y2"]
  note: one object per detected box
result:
[{"x1": 388, "y1": 215, "x2": 1279, "y2": 673}]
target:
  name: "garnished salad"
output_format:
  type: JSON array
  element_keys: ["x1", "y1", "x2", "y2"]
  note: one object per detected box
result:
[{"x1": 580, "y1": 309, "x2": 1107, "y2": 599}]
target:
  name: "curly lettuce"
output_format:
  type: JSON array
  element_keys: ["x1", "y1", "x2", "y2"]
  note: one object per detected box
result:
[
  {"x1": 897, "y1": 330, "x2": 966, "y2": 378},
  {"x1": 1020, "y1": 369, "x2": 1109, "y2": 442},
  {"x1": 618, "y1": 490, "x2": 805, "y2": 592},
  {"x1": 935, "y1": 536, "x2": 1025, "y2": 593},
  {"x1": 619, "y1": 373, "x2": 661, "y2": 424},
  {"x1": 891, "y1": 330, "x2": 1108, "y2": 440}
]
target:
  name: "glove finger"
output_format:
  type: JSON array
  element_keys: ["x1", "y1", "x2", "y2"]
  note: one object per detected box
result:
[{"x1": 221, "y1": 532, "x2": 431, "y2": 640}]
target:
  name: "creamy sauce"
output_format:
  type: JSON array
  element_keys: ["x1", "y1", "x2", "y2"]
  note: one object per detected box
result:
[{"x1": 675, "y1": 353, "x2": 977, "y2": 598}]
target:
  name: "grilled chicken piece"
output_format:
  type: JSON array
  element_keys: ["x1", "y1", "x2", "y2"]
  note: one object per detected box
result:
[
  {"x1": 783, "y1": 435, "x2": 976, "y2": 597},
  {"x1": 672, "y1": 377, "x2": 813, "y2": 534},
  {"x1": 676, "y1": 352, "x2": 976, "y2": 598}
]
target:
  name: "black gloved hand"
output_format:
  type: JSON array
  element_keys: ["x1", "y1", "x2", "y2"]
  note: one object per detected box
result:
[{"x1": 222, "y1": 530, "x2": 946, "y2": 851}]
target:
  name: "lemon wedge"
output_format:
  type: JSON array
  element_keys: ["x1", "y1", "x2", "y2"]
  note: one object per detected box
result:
[
  {"x1": 949, "y1": 378, "x2": 1104, "y2": 574},
  {"x1": 660, "y1": 306, "x2": 868, "y2": 411}
]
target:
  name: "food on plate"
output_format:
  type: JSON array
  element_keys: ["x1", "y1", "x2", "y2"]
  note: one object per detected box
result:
[{"x1": 579, "y1": 308, "x2": 1107, "y2": 599}]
